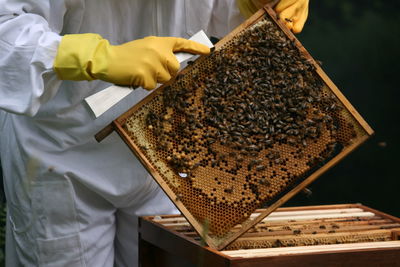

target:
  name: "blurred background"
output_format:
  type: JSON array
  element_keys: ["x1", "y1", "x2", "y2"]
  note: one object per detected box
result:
[{"x1": 285, "y1": 0, "x2": 400, "y2": 217}]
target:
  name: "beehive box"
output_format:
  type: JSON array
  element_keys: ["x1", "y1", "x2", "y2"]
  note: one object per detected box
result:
[
  {"x1": 96, "y1": 6, "x2": 373, "y2": 249},
  {"x1": 139, "y1": 204, "x2": 400, "y2": 267}
]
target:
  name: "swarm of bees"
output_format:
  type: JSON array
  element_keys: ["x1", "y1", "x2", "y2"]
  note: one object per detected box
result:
[
  {"x1": 145, "y1": 19, "x2": 346, "y2": 179},
  {"x1": 126, "y1": 17, "x2": 358, "y2": 235}
]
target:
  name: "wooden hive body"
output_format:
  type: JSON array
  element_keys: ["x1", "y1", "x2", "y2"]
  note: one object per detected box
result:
[{"x1": 139, "y1": 204, "x2": 400, "y2": 267}]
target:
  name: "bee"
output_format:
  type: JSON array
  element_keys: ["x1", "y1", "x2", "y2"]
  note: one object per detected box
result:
[
  {"x1": 293, "y1": 229, "x2": 301, "y2": 235},
  {"x1": 224, "y1": 186, "x2": 234, "y2": 194},
  {"x1": 175, "y1": 193, "x2": 183, "y2": 201},
  {"x1": 256, "y1": 165, "x2": 266, "y2": 171},
  {"x1": 259, "y1": 178, "x2": 270, "y2": 186}
]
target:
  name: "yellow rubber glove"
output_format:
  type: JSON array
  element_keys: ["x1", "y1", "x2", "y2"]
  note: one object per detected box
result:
[
  {"x1": 236, "y1": 0, "x2": 309, "y2": 33},
  {"x1": 275, "y1": 0, "x2": 309, "y2": 33},
  {"x1": 53, "y1": 34, "x2": 210, "y2": 90}
]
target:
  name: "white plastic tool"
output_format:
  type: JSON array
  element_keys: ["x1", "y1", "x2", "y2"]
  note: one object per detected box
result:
[{"x1": 84, "y1": 30, "x2": 214, "y2": 118}]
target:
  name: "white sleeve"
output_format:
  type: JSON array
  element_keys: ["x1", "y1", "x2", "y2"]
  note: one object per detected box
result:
[
  {"x1": 0, "y1": 1, "x2": 67, "y2": 116},
  {"x1": 207, "y1": 0, "x2": 245, "y2": 39}
]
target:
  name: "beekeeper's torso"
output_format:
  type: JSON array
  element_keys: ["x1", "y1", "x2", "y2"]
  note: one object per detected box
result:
[{"x1": 0, "y1": 0, "x2": 243, "y2": 214}]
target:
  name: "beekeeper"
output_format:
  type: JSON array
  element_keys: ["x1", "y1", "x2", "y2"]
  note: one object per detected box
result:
[{"x1": 0, "y1": 0, "x2": 308, "y2": 266}]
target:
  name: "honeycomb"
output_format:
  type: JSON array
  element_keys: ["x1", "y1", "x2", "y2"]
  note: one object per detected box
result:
[{"x1": 115, "y1": 10, "x2": 372, "y2": 249}]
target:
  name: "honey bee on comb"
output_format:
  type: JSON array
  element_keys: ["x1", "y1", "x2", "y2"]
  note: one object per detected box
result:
[{"x1": 120, "y1": 9, "x2": 372, "y2": 249}]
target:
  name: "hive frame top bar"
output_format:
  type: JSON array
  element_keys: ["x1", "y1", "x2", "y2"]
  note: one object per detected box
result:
[{"x1": 99, "y1": 6, "x2": 373, "y2": 250}]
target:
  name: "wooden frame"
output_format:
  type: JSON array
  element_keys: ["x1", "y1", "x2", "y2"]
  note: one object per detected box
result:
[{"x1": 96, "y1": 7, "x2": 373, "y2": 250}]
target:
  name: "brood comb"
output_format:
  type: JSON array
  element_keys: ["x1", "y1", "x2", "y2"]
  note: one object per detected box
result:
[{"x1": 97, "y1": 7, "x2": 373, "y2": 249}]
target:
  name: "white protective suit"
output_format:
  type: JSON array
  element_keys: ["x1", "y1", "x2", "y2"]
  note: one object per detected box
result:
[{"x1": 0, "y1": 0, "x2": 244, "y2": 266}]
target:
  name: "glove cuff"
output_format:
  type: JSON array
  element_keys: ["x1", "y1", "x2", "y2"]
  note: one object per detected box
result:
[{"x1": 53, "y1": 33, "x2": 106, "y2": 81}]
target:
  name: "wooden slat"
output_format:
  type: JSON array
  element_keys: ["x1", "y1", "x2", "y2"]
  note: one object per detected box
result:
[
  {"x1": 174, "y1": 220, "x2": 398, "y2": 238},
  {"x1": 159, "y1": 212, "x2": 375, "y2": 228},
  {"x1": 251, "y1": 208, "x2": 365, "y2": 217},
  {"x1": 235, "y1": 224, "x2": 400, "y2": 238},
  {"x1": 94, "y1": 123, "x2": 115, "y2": 142},
  {"x1": 221, "y1": 241, "x2": 400, "y2": 258},
  {"x1": 152, "y1": 208, "x2": 368, "y2": 223}
]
